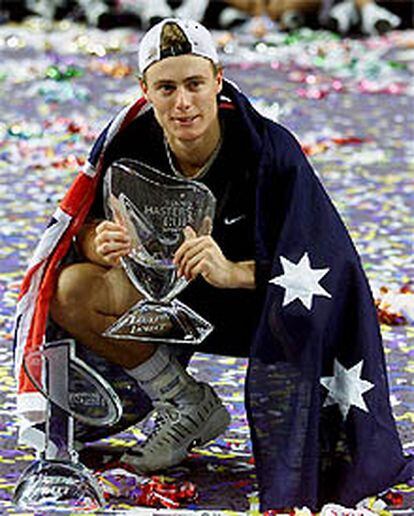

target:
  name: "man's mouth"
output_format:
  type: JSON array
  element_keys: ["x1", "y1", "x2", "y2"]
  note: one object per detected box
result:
[{"x1": 172, "y1": 115, "x2": 199, "y2": 126}]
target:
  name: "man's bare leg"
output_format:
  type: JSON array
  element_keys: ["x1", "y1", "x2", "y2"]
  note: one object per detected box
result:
[
  {"x1": 224, "y1": 0, "x2": 267, "y2": 17},
  {"x1": 50, "y1": 262, "x2": 155, "y2": 369},
  {"x1": 266, "y1": 0, "x2": 321, "y2": 20},
  {"x1": 50, "y1": 260, "x2": 207, "y2": 403},
  {"x1": 51, "y1": 262, "x2": 230, "y2": 472}
]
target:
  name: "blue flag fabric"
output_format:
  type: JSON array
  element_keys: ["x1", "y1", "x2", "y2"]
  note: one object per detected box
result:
[{"x1": 228, "y1": 83, "x2": 414, "y2": 510}]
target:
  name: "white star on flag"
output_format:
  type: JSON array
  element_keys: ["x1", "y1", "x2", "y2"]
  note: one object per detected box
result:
[
  {"x1": 269, "y1": 252, "x2": 331, "y2": 310},
  {"x1": 320, "y1": 359, "x2": 375, "y2": 420}
]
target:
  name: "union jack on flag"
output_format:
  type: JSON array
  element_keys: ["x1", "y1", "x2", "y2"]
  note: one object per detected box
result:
[{"x1": 13, "y1": 97, "x2": 149, "y2": 450}]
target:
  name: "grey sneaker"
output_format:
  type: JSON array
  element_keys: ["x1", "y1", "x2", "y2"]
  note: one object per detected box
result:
[{"x1": 122, "y1": 383, "x2": 230, "y2": 473}]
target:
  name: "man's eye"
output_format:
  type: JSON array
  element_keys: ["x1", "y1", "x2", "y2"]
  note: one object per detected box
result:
[
  {"x1": 188, "y1": 80, "x2": 203, "y2": 90},
  {"x1": 159, "y1": 85, "x2": 175, "y2": 93}
]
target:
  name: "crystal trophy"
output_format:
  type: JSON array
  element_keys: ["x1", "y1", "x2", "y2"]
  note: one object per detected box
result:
[
  {"x1": 14, "y1": 339, "x2": 122, "y2": 511},
  {"x1": 102, "y1": 159, "x2": 216, "y2": 345}
]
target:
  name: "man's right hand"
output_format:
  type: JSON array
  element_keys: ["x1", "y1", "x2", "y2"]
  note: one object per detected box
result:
[{"x1": 94, "y1": 220, "x2": 132, "y2": 267}]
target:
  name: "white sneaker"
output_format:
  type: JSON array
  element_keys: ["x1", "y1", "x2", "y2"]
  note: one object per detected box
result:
[
  {"x1": 280, "y1": 9, "x2": 305, "y2": 30},
  {"x1": 360, "y1": 3, "x2": 401, "y2": 35},
  {"x1": 219, "y1": 7, "x2": 249, "y2": 29},
  {"x1": 327, "y1": 0, "x2": 358, "y2": 34},
  {"x1": 77, "y1": 0, "x2": 107, "y2": 26},
  {"x1": 122, "y1": 383, "x2": 230, "y2": 473},
  {"x1": 174, "y1": 0, "x2": 209, "y2": 23},
  {"x1": 138, "y1": 0, "x2": 173, "y2": 28}
]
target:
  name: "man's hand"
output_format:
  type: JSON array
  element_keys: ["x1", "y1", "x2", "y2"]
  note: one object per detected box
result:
[
  {"x1": 173, "y1": 226, "x2": 255, "y2": 289},
  {"x1": 94, "y1": 220, "x2": 132, "y2": 267}
]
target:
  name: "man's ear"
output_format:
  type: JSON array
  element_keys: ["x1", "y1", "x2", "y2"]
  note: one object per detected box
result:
[
  {"x1": 140, "y1": 78, "x2": 149, "y2": 99},
  {"x1": 216, "y1": 67, "x2": 223, "y2": 94}
]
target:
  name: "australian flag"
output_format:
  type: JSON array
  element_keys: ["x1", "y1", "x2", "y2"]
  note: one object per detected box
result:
[{"x1": 233, "y1": 79, "x2": 414, "y2": 510}]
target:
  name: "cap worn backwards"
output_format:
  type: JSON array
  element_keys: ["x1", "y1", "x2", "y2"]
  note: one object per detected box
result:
[{"x1": 138, "y1": 18, "x2": 219, "y2": 76}]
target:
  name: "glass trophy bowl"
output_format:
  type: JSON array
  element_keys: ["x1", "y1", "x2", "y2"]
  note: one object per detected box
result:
[
  {"x1": 14, "y1": 339, "x2": 122, "y2": 511},
  {"x1": 102, "y1": 159, "x2": 216, "y2": 345}
]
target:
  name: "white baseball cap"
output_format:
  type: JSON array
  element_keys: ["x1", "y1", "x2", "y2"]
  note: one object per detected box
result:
[{"x1": 138, "y1": 18, "x2": 219, "y2": 75}]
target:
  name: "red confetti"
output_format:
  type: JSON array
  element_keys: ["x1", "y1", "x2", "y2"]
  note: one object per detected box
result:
[
  {"x1": 134, "y1": 476, "x2": 197, "y2": 509},
  {"x1": 358, "y1": 79, "x2": 406, "y2": 95},
  {"x1": 331, "y1": 137, "x2": 367, "y2": 145},
  {"x1": 302, "y1": 135, "x2": 369, "y2": 157},
  {"x1": 297, "y1": 87, "x2": 329, "y2": 100},
  {"x1": 67, "y1": 121, "x2": 82, "y2": 133},
  {"x1": 383, "y1": 490, "x2": 404, "y2": 507},
  {"x1": 374, "y1": 284, "x2": 412, "y2": 325},
  {"x1": 376, "y1": 302, "x2": 406, "y2": 325}
]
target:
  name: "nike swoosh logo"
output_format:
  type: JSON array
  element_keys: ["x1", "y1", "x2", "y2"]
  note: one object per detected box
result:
[{"x1": 224, "y1": 214, "x2": 246, "y2": 225}]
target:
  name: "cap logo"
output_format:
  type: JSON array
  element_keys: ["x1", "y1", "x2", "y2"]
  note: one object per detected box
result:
[{"x1": 146, "y1": 46, "x2": 158, "y2": 61}]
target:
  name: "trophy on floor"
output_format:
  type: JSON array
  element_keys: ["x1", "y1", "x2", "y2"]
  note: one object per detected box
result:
[
  {"x1": 14, "y1": 339, "x2": 122, "y2": 511},
  {"x1": 102, "y1": 159, "x2": 216, "y2": 345}
]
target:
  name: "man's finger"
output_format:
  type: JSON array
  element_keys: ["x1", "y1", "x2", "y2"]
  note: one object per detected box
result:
[
  {"x1": 199, "y1": 216, "x2": 213, "y2": 236},
  {"x1": 96, "y1": 230, "x2": 130, "y2": 243},
  {"x1": 110, "y1": 194, "x2": 127, "y2": 227},
  {"x1": 96, "y1": 220, "x2": 125, "y2": 234},
  {"x1": 177, "y1": 241, "x2": 209, "y2": 271},
  {"x1": 183, "y1": 225, "x2": 197, "y2": 240},
  {"x1": 183, "y1": 251, "x2": 207, "y2": 279},
  {"x1": 174, "y1": 226, "x2": 200, "y2": 264},
  {"x1": 98, "y1": 241, "x2": 131, "y2": 255}
]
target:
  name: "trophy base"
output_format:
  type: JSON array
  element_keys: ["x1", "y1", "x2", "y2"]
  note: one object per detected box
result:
[
  {"x1": 103, "y1": 299, "x2": 214, "y2": 345},
  {"x1": 13, "y1": 459, "x2": 105, "y2": 511}
]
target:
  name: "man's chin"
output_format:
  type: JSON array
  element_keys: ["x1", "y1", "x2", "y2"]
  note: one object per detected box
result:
[{"x1": 173, "y1": 131, "x2": 203, "y2": 144}]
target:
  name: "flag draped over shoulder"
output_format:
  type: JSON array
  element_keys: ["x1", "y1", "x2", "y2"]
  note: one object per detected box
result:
[
  {"x1": 13, "y1": 80, "x2": 413, "y2": 509},
  {"x1": 233, "y1": 85, "x2": 414, "y2": 509},
  {"x1": 13, "y1": 97, "x2": 149, "y2": 450}
]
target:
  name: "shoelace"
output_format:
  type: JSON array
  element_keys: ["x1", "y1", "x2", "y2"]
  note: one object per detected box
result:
[{"x1": 141, "y1": 401, "x2": 181, "y2": 446}]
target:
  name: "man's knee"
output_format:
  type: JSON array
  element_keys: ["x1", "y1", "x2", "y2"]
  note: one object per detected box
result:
[{"x1": 50, "y1": 263, "x2": 105, "y2": 327}]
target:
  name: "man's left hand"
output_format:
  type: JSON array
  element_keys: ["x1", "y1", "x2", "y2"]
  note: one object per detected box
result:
[{"x1": 173, "y1": 226, "x2": 255, "y2": 289}]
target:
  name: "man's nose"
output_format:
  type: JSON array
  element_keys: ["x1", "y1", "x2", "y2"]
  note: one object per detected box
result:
[{"x1": 174, "y1": 87, "x2": 191, "y2": 110}]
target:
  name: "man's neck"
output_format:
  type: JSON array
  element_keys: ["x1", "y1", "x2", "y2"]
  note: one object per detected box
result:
[{"x1": 166, "y1": 119, "x2": 221, "y2": 178}]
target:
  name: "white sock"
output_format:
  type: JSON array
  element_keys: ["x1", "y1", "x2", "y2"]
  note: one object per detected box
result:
[{"x1": 125, "y1": 346, "x2": 202, "y2": 404}]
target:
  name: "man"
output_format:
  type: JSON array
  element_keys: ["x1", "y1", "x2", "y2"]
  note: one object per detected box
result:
[
  {"x1": 224, "y1": 0, "x2": 401, "y2": 33},
  {"x1": 49, "y1": 18, "x2": 253, "y2": 474},
  {"x1": 15, "y1": 18, "x2": 413, "y2": 511},
  {"x1": 321, "y1": 0, "x2": 401, "y2": 35}
]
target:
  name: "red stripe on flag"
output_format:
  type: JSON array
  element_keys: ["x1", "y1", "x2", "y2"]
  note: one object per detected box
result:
[
  {"x1": 18, "y1": 167, "x2": 102, "y2": 396},
  {"x1": 120, "y1": 98, "x2": 148, "y2": 132},
  {"x1": 18, "y1": 261, "x2": 46, "y2": 300}
]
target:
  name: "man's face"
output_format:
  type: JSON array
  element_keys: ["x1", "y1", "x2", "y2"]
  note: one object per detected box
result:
[{"x1": 141, "y1": 55, "x2": 222, "y2": 145}]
